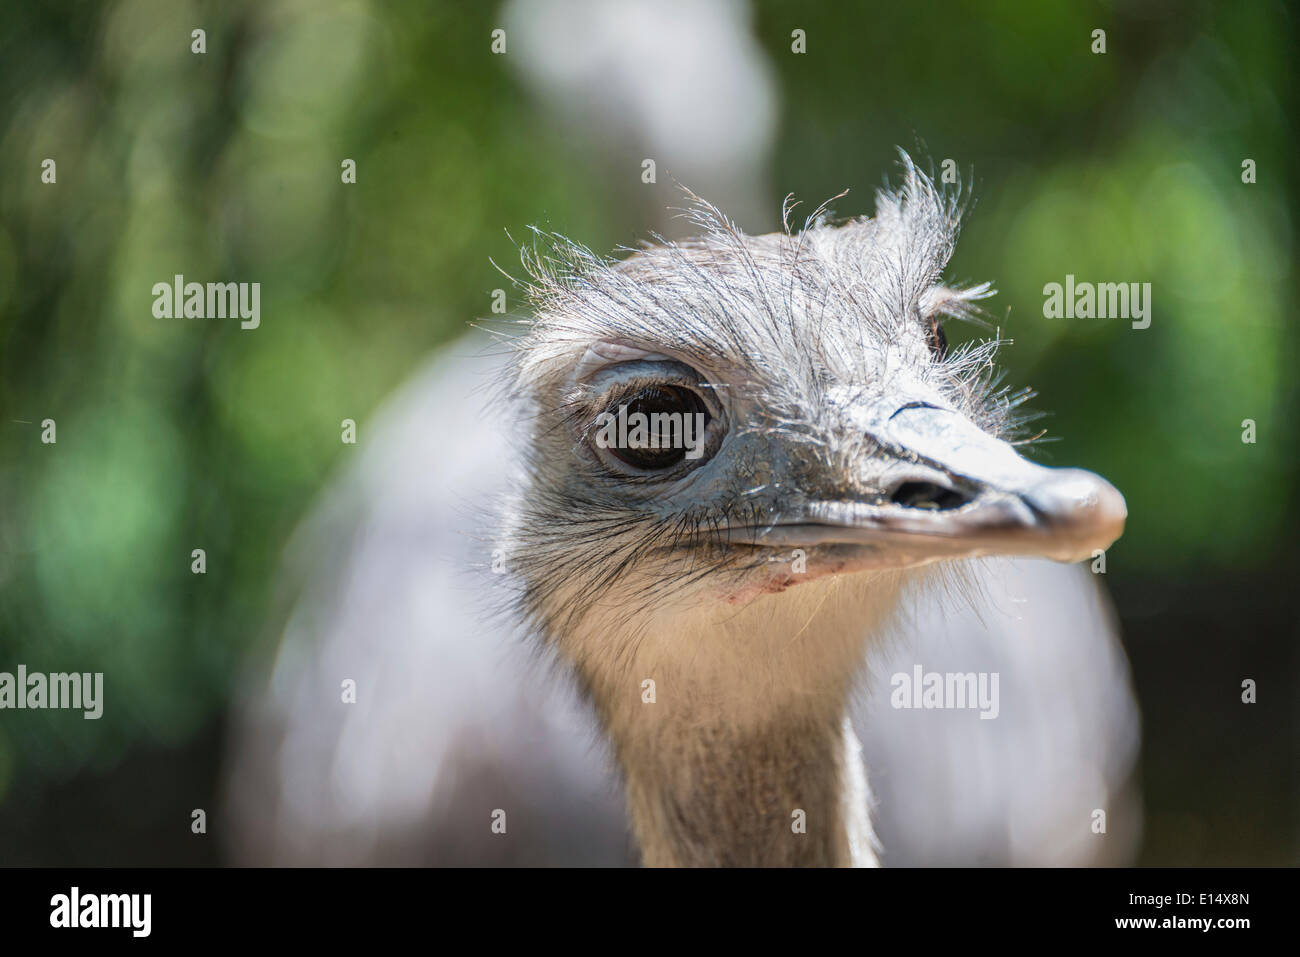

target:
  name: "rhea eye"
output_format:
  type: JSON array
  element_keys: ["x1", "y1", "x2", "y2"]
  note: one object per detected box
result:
[
  {"x1": 927, "y1": 316, "x2": 948, "y2": 361},
  {"x1": 594, "y1": 385, "x2": 711, "y2": 472}
]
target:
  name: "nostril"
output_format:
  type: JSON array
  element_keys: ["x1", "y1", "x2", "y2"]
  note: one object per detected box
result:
[{"x1": 889, "y1": 480, "x2": 971, "y2": 511}]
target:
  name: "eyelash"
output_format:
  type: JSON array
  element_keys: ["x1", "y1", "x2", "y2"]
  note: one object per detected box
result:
[{"x1": 583, "y1": 372, "x2": 709, "y2": 420}]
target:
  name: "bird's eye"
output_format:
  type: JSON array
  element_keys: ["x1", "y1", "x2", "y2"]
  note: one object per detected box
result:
[
  {"x1": 927, "y1": 316, "x2": 948, "y2": 361},
  {"x1": 594, "y1": 385, "x2": 711, "y2": 472}
]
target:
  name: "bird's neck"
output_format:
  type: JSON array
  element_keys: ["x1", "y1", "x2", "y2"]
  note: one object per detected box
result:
[
  {"x1": 556, "y1": 573, "x2": 901, "y2": 867},
  {"x1": 620, "y1": 707, "x2": 876, "y2": 867}
]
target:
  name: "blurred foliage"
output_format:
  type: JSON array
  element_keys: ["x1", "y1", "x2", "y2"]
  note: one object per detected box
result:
[
  {"x1": 0, "y1": 0, "x2": 608, "y2": 792},
  {"x1": 0, "y1": 0, "x2": 1295, "y2": 857}
]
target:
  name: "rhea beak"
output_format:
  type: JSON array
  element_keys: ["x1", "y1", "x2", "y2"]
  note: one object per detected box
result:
[{"x1": 747, "y1": 400, "x2": 1127, "y2": 565}]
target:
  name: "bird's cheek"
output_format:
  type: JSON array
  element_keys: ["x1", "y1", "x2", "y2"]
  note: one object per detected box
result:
[{"x1": 715, "y1": 544, "x2": 902, "y2": 604}]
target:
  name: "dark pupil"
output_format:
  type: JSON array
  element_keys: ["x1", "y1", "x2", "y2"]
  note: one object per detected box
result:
[
  {"x1": 929, "y1": 319, "x2": 948, "y2": 361},
  {"x1": 607, "y1": 385, "x2": 708, "y2": 470}
]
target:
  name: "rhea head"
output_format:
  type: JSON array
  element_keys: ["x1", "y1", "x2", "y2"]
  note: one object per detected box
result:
[{"x1": 500, "y1": 160, "x2": 1124, "y2": 643}]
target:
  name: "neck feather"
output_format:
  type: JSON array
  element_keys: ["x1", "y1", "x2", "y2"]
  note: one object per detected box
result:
[{"x1": 549, "y1": 571, "x2": 901, "y2": 867}]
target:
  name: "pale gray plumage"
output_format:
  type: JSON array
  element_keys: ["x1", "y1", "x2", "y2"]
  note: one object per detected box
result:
[{"x1": 224, "y1": 157, "x2": 1139, "y2": 866}]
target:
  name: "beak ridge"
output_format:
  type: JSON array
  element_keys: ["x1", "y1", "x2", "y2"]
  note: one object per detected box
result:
[{"x1": 739, "y1": 401, "x2": 1127, "y2": 565}]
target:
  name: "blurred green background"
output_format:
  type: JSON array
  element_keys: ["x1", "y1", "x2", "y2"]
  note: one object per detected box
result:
[{"x1": 0, "y1": 0, "x2": 1295, "y2": 864}]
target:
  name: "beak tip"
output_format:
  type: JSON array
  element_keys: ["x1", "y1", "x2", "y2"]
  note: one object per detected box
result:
[{"x1": 1024, "y1": 468, "x2": 1127, "y2": 560}]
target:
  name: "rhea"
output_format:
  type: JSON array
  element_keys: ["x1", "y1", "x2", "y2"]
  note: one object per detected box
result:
[
  {"x1": 494, "y1": 161, "x2": 1126, "y2": 867},
  {"x1": 226, "y1": 159, "x2": 1134, "y2": 868}
]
